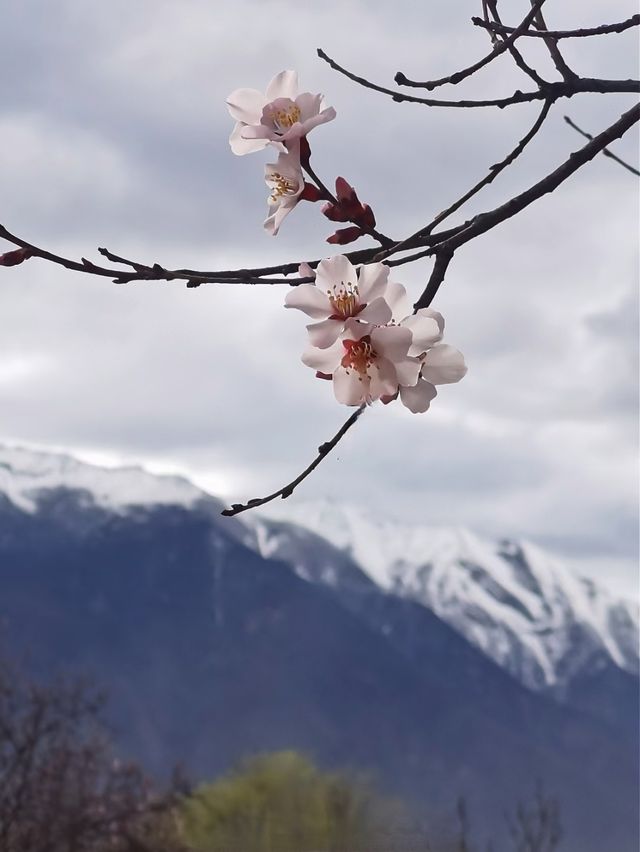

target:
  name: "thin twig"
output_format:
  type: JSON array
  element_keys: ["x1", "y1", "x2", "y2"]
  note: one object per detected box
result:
[
  {"x1": 413, "y1": 250, "x2": 454, "y2": 311},
  {"x1": 529, "y1": 0, "x2": 577, "y2": 82},
  {"x1": 485, "y1": 0, "x2": 548, "y2": 88},
  {"x1": 221, "y1": 405, "x2": 366, "y2": 516},
  {"x1": 564, "y1": 115, "x2": 640, "y2": 176},
  {"x1": 472, "y1": 13, "x2": 640, "y2": 40},
  {"x1": 373, "y1": 98, "x2": 553, "y2": 262},
  {"x1": 317, "y1": 49, "x2": 639, "y2": 108},
  {"x1": 395, "y1": 0, "x2": 546, "y2": 90},
  {"x1": 433, "y1": 102, "x2": 640, "y2": 254}
]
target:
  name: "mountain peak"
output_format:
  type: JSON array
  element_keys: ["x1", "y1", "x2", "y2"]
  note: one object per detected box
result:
[
  {"x1": 0, "y1": 444, "x2": 207, "y2": 514},
  {"x1": 257, "y1": 500, "x2": 639, "y2": 691}
]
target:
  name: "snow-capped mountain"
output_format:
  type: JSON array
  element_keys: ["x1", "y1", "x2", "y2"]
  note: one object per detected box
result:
[
  {"x1": 0, "y1": 445, "x2": 206, "y2": 514},
  {"x1": 254, "y1": 500, "x2": 639, "y2": 694},
  {"x1": 1, "y1": 445, "x2": 637, "y2": 701}
]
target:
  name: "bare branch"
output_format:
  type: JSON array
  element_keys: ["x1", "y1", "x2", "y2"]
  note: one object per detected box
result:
[
  {"x1": 564, "y1": 115, "x2": 640, "y2": 176},
  {"x1": 473, "y1": 13, "x2": 640, "y2": 40},
  {"x1": 413, "y1": 250, "x2": 454, "y2": 311},
  {"x1": 395, "y1": 0, "x2": 547, "y2": 90},
  {"x1": 221, "y1": 405, "x2": 366, "y2": 516},
  {"x1": 528, "y1": 0, "x2": 578, "y2": 82},
  {"x1": 485, "y1": 0, "x2": 548, "y2": 88},
  {"x1": 434, "y1": 102, "x2": 640, "y2": 254},
  {"x1": 317, "y1": 49, "x2": 639, "y2": 108},
  {"x1": 379, "y1": 97, "x2": 554, "y2": 266}
]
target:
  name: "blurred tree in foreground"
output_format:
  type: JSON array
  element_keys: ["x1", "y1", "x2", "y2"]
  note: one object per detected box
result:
[
  {"x1": 0, "y1": 656, "x2": 564, "y2": 851},
  {"x1": 179, "y1": 750, "x2": 402, "y2": 852},
  {"x1": 0, "y1": 658, "x2": 183, "y2": 852}
]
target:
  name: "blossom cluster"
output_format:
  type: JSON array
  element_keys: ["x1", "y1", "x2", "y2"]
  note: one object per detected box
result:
[
  {"x1": 285, "y1": 255, "x2": 466, "y2": 411},
  {"x1": 226, "y1": 70, "x2": 467, "y2": 413}
]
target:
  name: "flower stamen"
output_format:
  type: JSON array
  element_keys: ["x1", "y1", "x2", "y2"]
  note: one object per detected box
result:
[
  {"x1": 341, "y1": 336, "x2": 376, "y2": 376},
  {"x1": 328, "y1": 281, "x2": 362, "y2": 320}
]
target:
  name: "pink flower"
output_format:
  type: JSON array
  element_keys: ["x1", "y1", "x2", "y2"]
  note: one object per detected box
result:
[
  {"x1": 381, "y1": 281, "x2": 467, "y2": 412},
  {"x1": 226, "y1": 70, "x2": 336, "y2": 156},
  {"x1": 264, "y1": 146, "x2": 305, "y2": 236},
  {"x1": 284, "y1": 255, "x2": 393, "y2": 348},
  {"x1": 302, "y1": 320, "x2": 421, "y2": 406}
]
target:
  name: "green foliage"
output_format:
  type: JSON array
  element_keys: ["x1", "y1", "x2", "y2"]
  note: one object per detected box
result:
[{"x1": 179, "y1": 750, "x2": 398, "y2": 852}]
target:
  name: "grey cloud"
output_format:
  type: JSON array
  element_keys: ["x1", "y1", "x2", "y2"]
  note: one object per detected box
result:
[{"x1": 0, "y1": 0, "x2": 638, "y2": 591}]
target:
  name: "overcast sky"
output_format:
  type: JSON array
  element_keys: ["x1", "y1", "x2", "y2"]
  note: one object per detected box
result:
[{"x1": 1, "y1": 0, "x2": 638, "y2": 595}]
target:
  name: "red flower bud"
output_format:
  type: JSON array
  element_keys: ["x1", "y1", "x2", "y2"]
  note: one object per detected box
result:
[
  {"x1": 299, "y1": 182, "x2": 323, "y2": 202},
  {"x1": 327, "y1": 226, "x2": 363, "y2": 245},
  {"x1": 321, "y1": 202, "x2": 350, "y2": 223},
  {"x1": 355, "y1": 204, "x2": 376, "y2": 229},
  {"x1": 0, "y1": 247, "x2": 34, "y2": 267},
  {"x1": 335, "y1": 176, "x2": 359, "y2": 205}
]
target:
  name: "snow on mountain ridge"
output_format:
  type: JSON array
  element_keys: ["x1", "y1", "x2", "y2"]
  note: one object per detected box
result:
[
  {"x1": 0, "y1": 445, "x2": 206, "y2": 513},
  {"x1": 257, "y1": 499, "x2": 639, "y2": 691}
]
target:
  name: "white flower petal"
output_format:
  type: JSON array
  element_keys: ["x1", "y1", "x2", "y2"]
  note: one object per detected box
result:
[
  {"x1": 315, "y1": 255, "x2": 357, "y2": 295},
  {"x1": 295, "y1": 91, "x2": 323, "y2": 122},
  {"x1": 400, "y1": 380, "x2": 437, "y2": 413},
  {"x1": 333, "y1": 367, "x2": 367, "y2": 405},
  {"x1": 298, "y1": 262, "x2": 315, "y2": 279},
  {"x1": 417, "y1": 307, "x2": 445, "y2": 336},
  {"x1": 264, "y1": 199, "x2": 296, "y2": 236},
  {"x1": 386, "y1": 281, "x2": 411, "y2": 322},
  {"x1": 229, "y1": 122, "x2": 269, "y2": 155},
  {"x1": 306, "y1": 318, "x2": 342, "y2": 349},
  {"x1": 266, "y1": 70, "x2": 298, "y2": 101},
  {"x1": 357, "y1": 263, "x2": 389, "y2": 303},
  {"x1": 403, "y1": 313, "x2": 443, "y2": 356},
  {"x1": 421, "y1": 344, "x2": 467, "y2": 385},
  {"x1": 285, "y1": 284, "x2": 332, "y2": 318},
  {"x1": 226, "y1": 88, "x2": 265, "y2": 124},
  {"x1": 394, "y1": 357, "x2": 422, "y2": 388},
  {"x1": 371, "y1": 325, "x2": 412, "y2": 363},
  {"x1": 369, "y1": 357, "x2": 399, "y2": 401},
  {"x1": 302, "y1": 340, "x2": 343, "y2": 373},
  {"x1": 357, "y1": 297, "x2": 392, "y2": 326}
]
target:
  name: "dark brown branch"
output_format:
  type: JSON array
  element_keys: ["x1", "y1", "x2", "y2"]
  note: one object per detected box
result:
[
  {"x1": 373, "y1": 98, "x2": 553, "y2": 262},
  {"x1": 472, "y1": 13, "x2": 640, "y2": 40},
  {"x1": 433, "y1": 102, "x2": 640, "y2": 254},
  {"x1": 413, "y1": 250, "x2": 454, "y2": 311},
  {"x1": 317, "y1": 49, "x2": 639, "y2": 108},
  {"x1": 564, "y1": 115, "x2": 640, "y2": 176},
  {"x1": 395, "y1": 0, "x2": 546, "y2": 90},
  {"x1": 486, "y1": 0, "x2": 548, "y2": 88},
  {"x1": 221, "y1": 405, "x2": 366, "y2": 516},
  {"x1": 529, "y1": 0, "x2": 577, "y2": 82}
]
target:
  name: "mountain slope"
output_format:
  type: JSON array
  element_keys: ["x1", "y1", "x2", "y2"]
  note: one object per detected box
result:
[
  {"x1": 255, "y1": 500, "x2": 639, "y2": 700},
  {"x1": 0, "y1": 446, "x2": 638, "y2": 850}
]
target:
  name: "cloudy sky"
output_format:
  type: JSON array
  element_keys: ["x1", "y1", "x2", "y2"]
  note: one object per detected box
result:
[{"x1": 1, "y1": 0, "x2": 638, "y2": 594}]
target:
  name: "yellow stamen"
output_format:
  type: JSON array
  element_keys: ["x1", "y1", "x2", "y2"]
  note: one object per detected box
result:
[
  {"x1": 269, "y1": 104, "x2": 301, "y2": 132},
  {"x1": 269, "y1": 173, "x2": 298, "y2": 202},
  {"x1": 328, "y1": 281, "x2": 360, "y2": 319}
]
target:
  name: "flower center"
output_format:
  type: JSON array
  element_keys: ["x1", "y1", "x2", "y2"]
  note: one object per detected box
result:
[
  {"x1": 266, "y1": 102, "x2": 301, "y2": 133},
  {"x1": 341, "y1": 336, "x2": 376, "y2": 376},
  {"x1": 269, "y1": 173, "x2": 298, "y2": 202},
  {"x1": 328, "y1": 282, "x2": 361, "y2": 319}
]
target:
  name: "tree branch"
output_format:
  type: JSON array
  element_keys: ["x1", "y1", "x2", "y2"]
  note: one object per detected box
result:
[
  {"x1": 528, "y1": 0, "x2": 577, "y2": 82},
  {"x1": 317, "y1": 49, "x2": 639, "y2": 108},
  {"x1": 221, "y1": 405, "x2": 366, "y2": 516},
  {"x1": 564, "y1": 115, "x2": 640, "y2": 176},
  {"x1": 472, "y1": 13, "x2": 640, "y2": 40},
  {"x1": 395, "y1": 0, "x2": 547, "y2": 90},
  {"x1": 433, "y1": 102, "x2": 640, "y2": 254}
]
